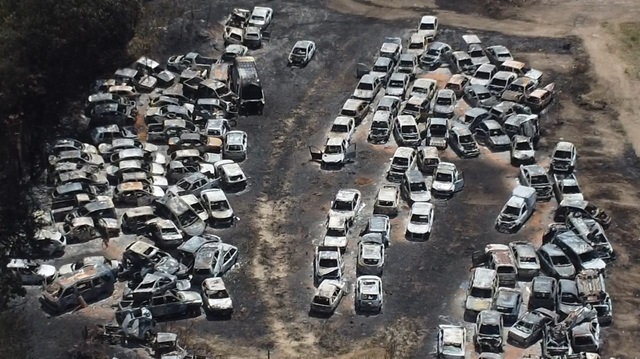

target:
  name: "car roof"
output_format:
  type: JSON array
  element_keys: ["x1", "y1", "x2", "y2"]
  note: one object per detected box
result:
[
  {"x1": 522, "y1": 164, "x2": 547, "y2": 176},
  {"x1": 483, "y1": 120, "x2": 502, "y2": 130},
  {"x1": 479, "y1": 310, "x2": 502, "y2": 324},
  {"x1": 413, "y1": 78, "x2": 437, "y2": 87},
  {"x1": 399, "y1": 53, "x2": 416, "y2": 61},
  {"x1": 529, "y1": 88, "x2": 549, "y2": 98},
  {"x1": 125, "y1": 206, "x2": 155, "y2": 216},
  {"x1": 374, "y1": 57, "x2": 393, "y2": 66},
  {"x1": 533, "y1": 276, "x2": 555, "y2": 291},
  {"x1": 389, "y1": 72, "x2": 408, "y2": 81},
  {"x1": 472, "y1": 267, "x2": 497, "y2": 287},
  {"x1": 372, "y1": 110, "x2": 391, "y2": 122},
  {"x1": 421, "y1": 15, "x2": 437, "y2": 23},
  {"x1": 397, "y1": 115, "x2": 417, "y2": 125},
  {"x1": 411, "y1": 202, "x2": 433, "y2": 214},
  {"x1": 328, "y1": 215, "x2": 347, "y2": 228},
  {"x1": 437, "y1": 162, "x2": 457, "y2": 173},
  {"x1": 496, "y1": 287, "x2": 520, "y2": 306},
  {"x1": 511, "y1": 242, "x2": 537, "y2": 257},
  {"x1": 430, "y1": 41, "x2": 448, "y2": 50},
  {"x1": 202, "y1": 188, "x2": 226, "y2": 202},
  {"x1": 470, "y1": 84, "x2": 490, "y2": 93},
  {"x1": 488, "y1": 45, "x2": 510, "y2": 53},
  {"x1": 558, "y1": 279, "x2": 578, "y2": 295},
  {"x1": 358, "y1": 276, "x2": 381, "y2": 295},
  {"x1": 317, "y1": 280, "x2": 341, "y2": 297},
  {"x1": 448, "y1": 74, "x2": 467, "y2": 84},
  {"x1": 405, "y1": 169, "x2": 424, "y2": 182},
  {"x1": 220, "y1": 162, "x2": 244, "y2": 176},
  {"x1": 252, "y1": 7, "x2": 271, "y2": 15},
  {"x1": 440, "y1": 325, "x2": 465, "y2": 344},
  {"x1": 336, "y1": 189, "x2": 360, "y2": 201},
  {"x1": 466, "y1": 107, "x2": 489, "y2": 117},
  {"x1": 513, "y1": 135, "x2": 531, "y2": 143},
  {"x1": 343, "y1": 98, "x2": 364, "y2": 109},
  {"x1": 555, "y1": 141, "x2": 575, "y2": 151},
  {"x1": 557, "y1": 231, "x2": 593, "y2": 254},
  {"x1": 477, "y1": 63, "x2": 496, "y2": 71},
  {"x1": 437, "y1": 89, "x2": 455, "y2": 98},
  {"x1": 451, "y1": 126, "x2": 472, "y2": 136},
  {"x1": 394, "y1": 146, "x2": 415, "y2": 157},
  {"x1": 333, "y1": 116, "x2": 353, "y2": 125},
  {"x1": 410, "y1": 33, "x2": 425, "y2": 42},
  {"x1": 430, "y1": 117, "x2": 448, "y2": 126},
  {"x1": 406, "y1": 96, "x2": 427, "y2": 106},
  {"x1": 360, "y1": 74, "x2": 377, "y2": 83},
  {"x1": 502, "y1": 60, "x2": 526, "y2": 69},
  {"x1": 452, "y1": 51, "x2": 471, "y2": 59},
  {"x1": 540, "y1": 243, "x2": 567, "y2": 257},
  {"x1": 294, "y1": 40, "x2": 314, "y2": 48},
  {"x1": 512, "y1": 77, "x2": 535, "y2": 86},
  {"x1": 202, "y1": 277, "x2": 226, "y2": 291},
  {"x1": 494, "y1": 71, "x2": 517, "y2": 79},
  {"x1": 326, "y1": 136, "x2": 345, "y2": 146},
  {"x1": 369, "y1": 214, "x2": 389, "y2": 228},
  {"x1": 378, "y1": 186, "x2": 398, "y2": 201},
  {"x1": 380, "y1": 43, "x2": 400, "y2": 53}
]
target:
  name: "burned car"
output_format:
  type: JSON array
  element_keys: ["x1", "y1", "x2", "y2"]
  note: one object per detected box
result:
[
  {"x1": 114, "y1": 181, "x2": 165, "y2": 206},
  {"x1": 368, "y1": 110, "x2": 393, "y2": 144},
  {"x1": 425, "y1": 117, "x2": 449, "y2": 149},
  {"x1": 509, "y1": 241, "x2": 540, "y2": 279},
  {"x1": 356, "y1": 233, "x2": 385, "y2": 276},
  {"x1": 288, "y1": 40, "x2": 316, "y2": 67},
  {"x1": 146, "y1": 218, "x2": 183, "y2": 248},
  {"x1": 393, "y1": 115, "x2": 424, "y2": 147},
  {"x1": 529, "y1": 276, "x2": 558, "y2": 311},
  {"x1": 420, "y1": 41, "x2": 452, "y2": 69},
  {"x1": 309, "y1": 137, "x2": 356, "y2": 170},
  {"x1": 373, "y1": 185, "x2": 400, "y2": 217},
  {"x1": 495, "y1": 185, "x2": 537, "y2": 233},
  {"x1": 327, "y1": 189, "x2": 362, "y2": 227},
  {"x1": 538, "y1": 243, "x2": 577, "y2": 280},
  {"x1": 475, "y1": 310, "x2": 504, "y2": 352},
  {"x1": 155, "y1": 193, "x2": 206, "y2": 237},
  {"x1": 400, "y1": 169, "x2": 431, "y2": 205},
  {"x1": 550, "y1": 141, "x2": 578, "y2": 173},
  {"x1": 323, "y1": 215, "x2": 349, "y2": 251},
  {"x1": 463, "y1": 85, "x2": 499, "y2": 110},
  {"x1": 192, "y1": 241, "x2": 238, "y2": 278},
  {"x1": 42, "y1": 264, "x2": 115, "y2": 313},
  {"x1": 314, "y1": 246, "x2": 344, "y2": 284},
  {"x1": 201, "y1": 277, "x2": 233, "y2": 317},
  {"x1": 200, "y1": 188, "x2": 235, "y2": 227},
  {"x1": 8, "y1": 259, "x2": 57, "y2": 285},
  {"x1": 465, "y1": 267, "x2": 498, "y2": 317},
  {"x1": 122, "y1": 240, "x2": 188, "y2": 278},
  {"x1": 361, "y1": 214, "x2": 391, "y2": 247},
  {"x1": 437, "y1": 325, "x2": 466, "y2": 359},
  {"x1": 118, "y1": 289, "x2": 202, "y2": 320},
  {"x1": 310, "y1": 279, "x2": 345, "y2": 315},
  {"x1": 49, "y1": 138, "x2": 97, "y2": 157},
  {"x1": 553, "y1": 173, "x2": 584, "y2": 203},
  {"x1": 59, "y1": 256, "x2": 120, "y2": 277},
  {"x1": 449, "y1": 126, "x2": 480, "y2": 158},
  {"x1": 519, "y1": 164, "x2": 552, "y2": 201},
  {"x1": 566, "y1": 216, "x2": 614, "y2": 261},
  {"x1": 432, "y1": 162, "x2": 465, "y2": 198},
  {"x1": 492, "y1": 287, "x2": 522, "y2": 324},
  {"x1": 474, "y1": 119, "x2": 510, "y2": 152},
  {"x1": 510, "y1": 135, "x2": 535, "y2": 165},
  {"x1": 215, "y1": 159, "x2": 248, "y2": 191},
  {"x1": 405, "y1": 202, "x2": 434, "y2": 241},
  {"x1": 431, "y1": 89, "x2": 457, "y2": 119},
  {"x1": 355, "y1": 275, "x2": 383, "y2": 313},
  {"x1": 554, "y1": 199, "x2": 611, "y2": 229},
  {"x1": 121, "y1": 206, "x2": 157, "y2": 234},
  {"x1": 508, "y1": 308, "x2": 558, "y2": 347}
]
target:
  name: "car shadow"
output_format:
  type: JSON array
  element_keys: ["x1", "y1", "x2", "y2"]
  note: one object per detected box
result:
[{"x1": 307, "y1": 310, "x2": 335, "y2": 319}]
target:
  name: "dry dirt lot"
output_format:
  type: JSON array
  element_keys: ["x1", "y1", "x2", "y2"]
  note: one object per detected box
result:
[{"x1": 4, "y1": 1, "x2": 640, "y2": 358}]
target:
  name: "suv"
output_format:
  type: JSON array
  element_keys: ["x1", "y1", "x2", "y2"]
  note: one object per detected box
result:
[
  {"x1": 373, "y1": 185, "x2": 400, "y2": 217},
  {"x1": 352, "y1": 74, "x2": 382, "y2": 103},
  {"x1": 340, "y1": 99, "x2": 370, "y2": 125},
  {"x1": 42, "y1": 264, "x2": 115, "y2": 313},
  {"x1": 475, "y1": 310, "x2": 504, "y2": 352},
  {"x1": 474, "y1": 244, "x2": 517, "y2": 287},
  {"x1": 400, "y1": 169, "x2": 431, "y2": 205},
  {"x1": 519, "y1": 164, "x2": 552, "y2": 201},
  {"x1": 552, "y1": 231, "x2": 606, "y2": 273},
  {"x1": 387, "y1": 147, "x2": 416, "y2": 182},
  {"x1": 550, "y1": 141, "x2": 577, "y2": 173},
  {"x1": 393, "y1": 115, "x2": 423, "y2": 147},
  {"x1": 465, "y1": 267, "x2": 498, "y2": 318}
]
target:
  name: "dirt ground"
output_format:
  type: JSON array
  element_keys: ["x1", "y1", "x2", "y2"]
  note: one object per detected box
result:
[{"x1": 6, "y1": 0, "x2": 640, "y2": 358}]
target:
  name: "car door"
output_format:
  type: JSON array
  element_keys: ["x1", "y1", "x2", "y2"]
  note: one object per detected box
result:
[
  {"x1": 309, "y1": 146, "x2": 323, "y2": 161},
  {"x1": 454, "y1": 170, "x2": 465, "y2": 192}
]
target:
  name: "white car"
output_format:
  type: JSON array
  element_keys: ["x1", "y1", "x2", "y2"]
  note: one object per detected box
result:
[
  {"x1": 437, "y1": 325, "x2": 466, "y2": 359},
  {"x1": 406, "y1": 32, "x2": 427, "y2": 57},
  {"x1": 357, "y1": 234, "x2": 385, "y2": 276},
  {"x1": 329, "y1": 116, "x2": 356, "y2": 142},
  {"x1": 323, "y1": 215, "x2": 349, "y2": 250},
  {"x1": 314, "y1": 246, "x2": 344, "y2": 283},
  {"x1": 373, "y1": 185, "x2": 400, "y2": 217},
  {"x1": 248, "y1": 6, "x2": 273, "y2": 29},
  {"x1": 288, "y1": 40, "x2": 316, "y2": 66},
  {"x1": 200, "y1": 189, "x2": 234, "y2": 227},
  {"x1": 327, "y1": 189, "x2": 362, "y2": 226},
  {"x1": 310, "y1": 279, "x2": 345, "y2": 314},
  {"x1": 201, "y1": 277, "x2": 233, "y2": 316},
  {"x1": 410, "y1": 78, "x2": 438, "y2": 100},
  {"x1": 511, "y1": 135, "x2": 535, "y2": 165},
  {"x1": 431, "y1": 162, "x2": 465, "y2": 198},
  {"x1": 417, "y1": 15, "x2": 438, "y2": 41},
  {"x1": 470, "y1": 64, "x2": 498, "y2": 87},
  {"x1": 223, "y1": 130, "x2": 247, "y2": 162},
  {"x1": 355, "y1": 276, "x2": 383, "y2": 313},
  {"x1": 405, "y1": 202, "x2": 434, "y2": 241}
]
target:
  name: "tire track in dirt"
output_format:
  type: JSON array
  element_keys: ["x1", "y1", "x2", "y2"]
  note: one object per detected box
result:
[{"x1": 248, "y1": 36, "x2": 361, "y2": 356}]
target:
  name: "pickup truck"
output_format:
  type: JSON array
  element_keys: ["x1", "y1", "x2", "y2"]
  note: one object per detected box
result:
[{"x1": 309, "y1": 137, "x2": 356, "y2": 170}]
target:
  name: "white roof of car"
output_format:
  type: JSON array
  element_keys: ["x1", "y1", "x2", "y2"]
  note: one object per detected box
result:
[
  {"x1": 202, "y1": 189, "x2": 227, "y2": 202},
  {"x1": 411, "y1": 202, "x2": 433, "y2": 215},
  {"x1": 326, "y1": 136, "x2": 345, "y2": 146},
  {"x1": 372, "y1": 110, "x2": 391, "y2": 122},
  {"x1": 343, "y1": 98, "x2": 365, "y2": 110},
  {"x1": 380, "y1": 43, "x2": 400, "y2": 53},
  {"x1": 362, "y1": 243, "x2": 382, "y2": 260},
  {"x1": 358, "y1": 276, "x2": 381, "y2": 294},
  {"x1": 202, "y1": 277, "x2": 226, "y2": 291},
  {"x1": 397, "y1": 115, "x2": 417, "y2": 126},
  {"x1": 221, "y1": 162, "x2": 244, "y2": 177},
  {"x1": 555, "y1": 141, "x2": 575, "y2": 151},
  {"x1": 317, "y1": 280, "x2": 342, "y2": 297},
  {"x1": 410, "y1": 33, "x2": 425, "y2": 43},
  {"x1": 430, "y1": 117, "x2": 448, "y2": 126},
  {"x1": 378, "y1": 186, "x2": 398, "y2": 202},
  {"x1": 414, "y1": 78, "x2": 437, "y2": 88},
  {"x1": 440, "y1": 325, "x2": 465, "y2": 344},
  {"x1": 327, "y1": 215, "x2": 346, "y2": 229},
  {"x1": 421, "y1": 15, "x2": 437, "y2": 23},
  {"x1": 294, "y1": 40, "x2": 314, "y2": 48},
  {"x1": 333, "y1": 116, "x2": 353, "y2": 126},
  {"x1": 335, "y1": 189, "x2": 360, "y2": 202},
  {"x1": 226, "y1": 130, "x2": 246, "y2": 145},
  {"x1": 394, "y1": 146, "x2": 415, "y2": 158},
  {"x1": 437, "y1": 89, "x2": 456, "y2": 98},
  {"x1": 389, "y1": 72, "x2": 408, "y2": 82}
]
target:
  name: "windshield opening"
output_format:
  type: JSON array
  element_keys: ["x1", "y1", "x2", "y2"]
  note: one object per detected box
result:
[
  {"x1": 563, "y1": 185, "x2": 581, "y2": 194},
  {"x1": 401, "y1": 125, "x2": 417, "y2": 133},
  {"x1": 331, "y1": 124, "x2": 348, "y2": 133},
  {"x1": 324, "y1": 145, "x2": 342, "y2": 154},
  {"x1": 516, "y1": 142, "x2": 532, "y2": 150},
  {"x1": 435, "y1": 172, "x2": 452, "y2": 182},
  {"x1": 470, "y1": 287, "x2": 492, "y2": 298},
  {"x1": 420, "y1": 23, "x2": 435, "y2": 30},
  {"x1": 504, "y1": 205, "x2": 521, "y2": 216},
  {"x1": 436, "y1": 97, "x2": 452, "y2": 106},
  {"x1": 531, "y1": 175, "x2": 549, "y2": 185},
  {"x1": 459, "y1": 135, "x2": 473, "y2": 143},
  {"x1": 319, "y1": 258, "x2": 338, "y2": 267},
  {"x1": 326, "y1": 227, "x2": 346, "y2": 236},
  {"x1": 492, "y1": 79, "x2": 507, "y2": 87},
  {"x1": 554, "y1": 150, "x2": 572, "y2": 159},
  {"x1": 392, "y1": 157, "x2": 408, "y2": 166},
  {"x1": 489, "y1": 129, "x2": 503, "y2": 136},
  {"x1": 410, "y1": 182, "x2": 426, "y2": 191},
  {"x1": 459, "y1": 59, "x2": 473, "y2": 67},
  {"x1": 551, "y1": 255, "x2": 570, "y2": 265},
  {"x1": 476, "y1": 71, "x2": 491, "y2": 79},
  {"x1": 357, "y1": 82, "x2": 373, "y2": 91},
  {"x1": 479, "y1": 324, "x2": 501, "y2": 335},
  {"x1": 332, "y1": 200, "x2": 353, "y2": 211},
  {"x1": 579, "y1": 251, "x2": 597, "y2": 263},
  {"x1": 389, "y1": 80, "x2": 404, "y2": 87},
  {"x1": 410, "y1": 214, "x2": 430, "y2": 223},
  {"x1": 409, "y1": 43, "x2": 423, "y2": 49},
  {"x1": 477, "y1": 92, "x2": 491, "y2": 100}
]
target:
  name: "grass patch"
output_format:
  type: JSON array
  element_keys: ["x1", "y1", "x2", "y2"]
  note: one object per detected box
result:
[{"x1": 615, "y1": 22, "x2": 640, "y2": 78}]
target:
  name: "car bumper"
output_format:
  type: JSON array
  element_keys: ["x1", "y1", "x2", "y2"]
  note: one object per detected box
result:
[{"x1": 356, "y1": 300, "x2": 381, "y2": 312}]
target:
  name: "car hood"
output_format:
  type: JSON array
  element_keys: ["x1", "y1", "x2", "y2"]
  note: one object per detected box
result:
[
  {"x1": 152, "y1": 176, "x2": 169, "y2": 188},
  {"x1": 490, "y1": 135, "x2": 511, "y2": 146},
  {"x1": 407, "y1": 222, "x2": 431, "y2": 234},
  {"x1": 211, "y1": 209, "x2": 234, "y2": 220},
  {"x1": 433, "y1": 104, "x2": 454, "y2": 113},
  {"x1": 410, "y1": 191, "x2": 431, "y2": 202},
  {"x1": 328, "y1": 210, "x2": 354, "y2": 221},
  {"x1": 38, "y1": 264, "x2": 57, "y2": 279},
  {"x1": 583, "y1": 258, "x2": 606, "y2": 272},
  {"x1": 58, "y1": 264, "x2": 74, "y2": 276},
  {"x1": 555, "y1": 265, "x2": 576, "y2": 279},
  {"x1": 465, "y1": 296, "x2": 492, "y2": 312},
  {"x1": 353, "y1": 89, "x2": 373, "y2": 99},
  {"x1": 322, "y1": 153, "x2": 344, "y2": 164},
  {"x1": 563, "y1": 193, "x2": 585, "y2": 202},
  {"x1": 432, "y1": 181, "x2": 454, "y2": 192},
  {"x1": 206, "y1": 297, "x2": 233, "y2": 310},
  {"x1": 513, "y1": 149, "x2": 535, "y2": 159},
  {"x1": 502, "y1": 90, "x2": 522, "y2": 102},
  {"x1": 318, "y1": 266, "x2": 340, "y2": 277},
  {"x1": 386, "y1": 88, "x2": 404, "y2": 96},
  {"x1": 324, "y1": 235, "x2": 347, "y2": 247},
  {"x1": 182, "y1": 219, "x2": 206, "y2": 236},
  {"x1": 149, "y1": 163, "x2": 165, "y2": 176},
  {"x1": 181, "y1": 291, "x2": 204, "y2": 304}
]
